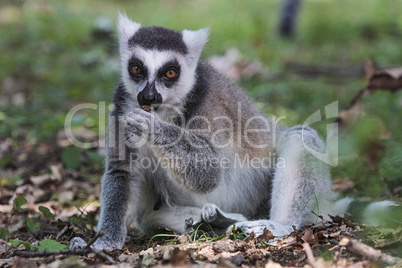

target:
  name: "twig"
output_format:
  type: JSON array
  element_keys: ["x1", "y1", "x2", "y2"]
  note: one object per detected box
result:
[
  {"x1": 55, "y1": 225, "x2": 68, "y2": 240},
  {"x1": 344, "y1": 88, "x2": 369, "y2": 110},
  {"x1": 12, "y1": 231, "x2": 116, "y2": 264},
  {"x1": 340, "y1": 237, "x2": 401, "y2": 265},
  {"x1": 336, "y1": 60, "x2": 402, "y2": 125},
  {"x1": 302, "y1": 242, "x2": 318, "y2": 268},
  {"x1": 85, "y1": 231, "x2": 106, "y2": 249},
  {"x1": 12, "y1": 248, "x2": 116, "y2": 264},
  {"x1": 90, "y1": 248, "x2": 116, "y2": 264},
  {"x1": 12, "y1": 233, "x2": 116, "y2": 265},
  {"x1": 284, "y1": 61, "x2": 365, "y2": 78},
  {"x1": 13, "y1": 248, "x2": 91, "y2": 257}
]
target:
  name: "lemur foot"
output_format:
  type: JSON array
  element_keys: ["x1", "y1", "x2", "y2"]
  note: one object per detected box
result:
[
  {"x1": 195, "y1": 203, "x2": 246, "y2": 234},
  {"x1": 69, "y1": 237, "x2": 88, "y2": 249},
  {"x1": 231, "y1": 220, "x2": 293, "y2": 237},
  {"x1": 69, "y1": 237, "x2": 123, "y2": 251}
]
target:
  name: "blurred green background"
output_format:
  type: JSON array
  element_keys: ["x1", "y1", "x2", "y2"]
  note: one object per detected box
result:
[{"x1": 0, "y1": 0, "x2": 401, "y2": 202}]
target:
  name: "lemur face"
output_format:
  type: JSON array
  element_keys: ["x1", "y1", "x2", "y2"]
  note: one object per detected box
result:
[{"x1": 117, "y1": 14, "x2": 208, "y2": 110}]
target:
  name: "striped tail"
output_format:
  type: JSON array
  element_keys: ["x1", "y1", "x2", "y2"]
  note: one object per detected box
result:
[{"x1": 331, "y1": 198, "x2": 401, "y2": 227}]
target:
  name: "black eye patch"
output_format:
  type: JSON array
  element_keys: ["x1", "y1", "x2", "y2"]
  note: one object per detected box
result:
[
  {"x1": 158, "y1": 60, "x2": 181, "y2": 86},
  {"x1": 127, "y1": 57, "x2": 148, "y2": 82}
]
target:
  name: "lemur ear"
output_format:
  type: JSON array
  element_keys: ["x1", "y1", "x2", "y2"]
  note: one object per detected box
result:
[
  {"x1": 117, "y1": 13, "x2": 141, "y2": 43},
  {"x1": 182, "y1": 28, "x2": 209, "y2": 60}
]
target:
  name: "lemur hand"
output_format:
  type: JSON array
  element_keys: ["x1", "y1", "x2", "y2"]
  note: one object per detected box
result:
[{"x1": 125, "y1": 108, "x2": 161, "y2": 144}]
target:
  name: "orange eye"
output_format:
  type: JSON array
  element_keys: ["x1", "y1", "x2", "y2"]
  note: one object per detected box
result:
[
  {"x1": 165, "y1": 69, "x2": 177, "y2": 79},
  {"x1": 131, "y1": 66, "x2": 142, "y2": 75}
]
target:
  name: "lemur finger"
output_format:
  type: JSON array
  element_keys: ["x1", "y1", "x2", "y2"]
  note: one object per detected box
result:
[
  {"x1": 201, "y1": 203, "x2": 219, "y2": 222},
  {"x1": 131, "y1": 108, "x2": 156, "y2": 120},
  {"x1": 126, "y1": 123, "x2": 148, "y2": 137}
]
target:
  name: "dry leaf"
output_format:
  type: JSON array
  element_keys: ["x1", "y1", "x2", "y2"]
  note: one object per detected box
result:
[
  {"x1": 169, "y1": 248, "x2": 194, "y2": 266},
  {"x1": 197, "y1": 245, "x2": 219, "y2": 262},
  {"x1": 257, "y1": 228, "x2": 275, "y2": 242},
  {"x1": 315, "y1": 258, "x2": 334, "y2": 268},
  {"x1": 30, "y1": 174, "x2": 53, "y2": 186},
  {"x1": 265, "y1": 259, "x2": 284, "y2": 268},
  {"x1": 368, "y1": 67, "x2": 402, "y2": 92},
  {"x1": 208, "y1": 48, "x2": 264, "y2": 81},
  {"x1": 338, "y1": 60, "x2": 402, "y2": 127},
  {"x1": 338, "y1": 102, "x2": 365, "y2": 129},
  {"x1": 301, "y1": 229, "x2": 316, "y2": 245}
]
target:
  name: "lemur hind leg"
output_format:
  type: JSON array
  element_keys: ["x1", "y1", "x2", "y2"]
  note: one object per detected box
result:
[
  {"x1": 196, "y1": 203, "x2": 247, "y2": 235},
  {"x1": 140, "y1": 203, "x2": 247, "y2": 235},
  {"x1": 138, "y1": 206, "x2": 202, "y2": 234},
  {"x1": 234, "y1": 126, "x2": 334, "y2": 236},
  {"x1": 201, "y1": 203, "x2": 247, "y2": 226}
]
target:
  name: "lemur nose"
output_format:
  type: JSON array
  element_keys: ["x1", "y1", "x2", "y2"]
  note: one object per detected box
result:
[
  {"x1": 141, "y1": 92, "x2": 156, "y2": 102},
  {"x1": 137, "y1": 82, "x2": 163, "y2": 108}
]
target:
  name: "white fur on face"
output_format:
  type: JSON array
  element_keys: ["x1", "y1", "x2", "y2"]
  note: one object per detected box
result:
[
  {"x1": 117, "y1": 13, "x2": 141, "y2": 53},
  {"x1": 116, "y1": 14, "x2": 209, "y2": 113},
  {"x1": 182, "y1": 28, "x2": 209, "y2": 62},
  {"x1": 121, "y1": 47, "x2": 199, "y2": 108}
]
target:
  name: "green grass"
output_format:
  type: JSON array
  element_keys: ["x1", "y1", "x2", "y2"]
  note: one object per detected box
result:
[
  {"x1": 147, "y1": 223, "x2": 227, "y2": 247},
  {"x1": 1, "y1": 0, "x2": 402, "y2": 199}
]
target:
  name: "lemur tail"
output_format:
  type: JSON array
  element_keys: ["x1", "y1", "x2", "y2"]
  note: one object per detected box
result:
[{"x1": 330, "y1": 198, "x2": 401, "y2": 227}]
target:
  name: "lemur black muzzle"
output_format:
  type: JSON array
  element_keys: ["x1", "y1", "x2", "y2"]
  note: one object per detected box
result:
[{"x1": 137, "y1": 81, "x2": 163, "y2": 110}]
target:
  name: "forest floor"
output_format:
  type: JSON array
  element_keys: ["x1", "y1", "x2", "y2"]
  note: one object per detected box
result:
[{"x1": 0, "y1": 160, "x2": 401, "y2": 267}]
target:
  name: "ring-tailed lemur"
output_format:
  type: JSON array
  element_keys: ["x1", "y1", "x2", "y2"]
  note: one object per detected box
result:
[{"x1": 70, "y1": 14, "x2": 397, "y2": 251}]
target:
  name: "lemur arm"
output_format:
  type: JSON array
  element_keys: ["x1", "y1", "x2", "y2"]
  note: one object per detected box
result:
[
  {"x1": 70, "y1": 115, "x2": 134, "y2": 251},
  {"x1": 97, "y1": 114, "x2": 137, "y2": 250},
  {"x1": 125, "y1": 108, "x2": 222, "y2": 193}
]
